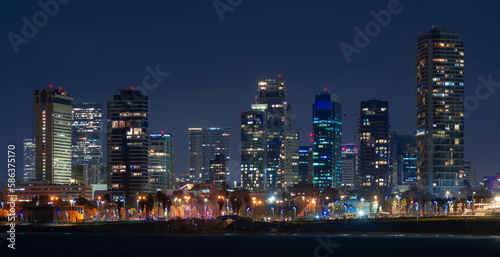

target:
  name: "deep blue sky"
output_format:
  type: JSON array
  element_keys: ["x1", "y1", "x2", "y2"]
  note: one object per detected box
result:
[{"x1": 2, "y1": 0, "x2": 500, "y2": 185}]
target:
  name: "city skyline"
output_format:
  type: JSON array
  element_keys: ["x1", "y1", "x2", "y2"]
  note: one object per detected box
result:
[{"x1": 2, "y1": 1, "x2": 500, "y2": 187}]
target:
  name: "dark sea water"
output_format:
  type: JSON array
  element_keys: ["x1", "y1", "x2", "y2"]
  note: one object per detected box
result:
[{"x1": 6, "y1": 233, "x2": 500, "y2": 257}]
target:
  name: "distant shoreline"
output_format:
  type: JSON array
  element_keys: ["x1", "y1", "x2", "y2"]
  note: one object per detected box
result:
[{"x1": 2, "y1": 216, "x2": 500, "y2": 236}]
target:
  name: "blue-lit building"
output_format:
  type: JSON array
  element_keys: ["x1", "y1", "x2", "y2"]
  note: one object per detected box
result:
[
  {"x1": 312, "y1": 90, "x2": 342, "y2": 192},
  {"x1": 400, "y1": 152, "x2": 417, "y2": 185}
]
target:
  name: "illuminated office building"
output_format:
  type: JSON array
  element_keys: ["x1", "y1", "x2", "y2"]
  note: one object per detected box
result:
[
  {"x1": 359, "y1": 99, "x2": 390, "y2": 193},
  {"x1": 341, "y1": 144, "x2": 359, "y2": 188},
  {"x1": 23, "y1": 138, "x2": 36, "y2": 181},
  {"x1": 210, "y1": 154, "x2": 227, "y2": 185},
  {"x1": 241, "y1": 76, "x2": 299, "y2": 193},
  {"x1": 312, "y1": 90, "x2": 342, "y2": 192},
  {"x1": 416, "y1": 28, "x2": 465, "y2": 195},
  {"x1": 33, "y1": 86, "x2": 73, "y2": 184},
  {"x1": 188, "y1": 127, "x2": 230, "y2": 183},
  {"x1": 148, "y1": 132, "x2": 175, "y2": 193},
  {"x1": 72, "y1": 103, "x2": 103, "y2": 185},
  {"x1": 107, "y1": 88, "x2": 149, "y2": 203}
]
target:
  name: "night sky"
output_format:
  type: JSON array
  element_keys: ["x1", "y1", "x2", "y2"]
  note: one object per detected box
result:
[{"x1": 2, "y1": 0, "x2": 500, "y2": 185}]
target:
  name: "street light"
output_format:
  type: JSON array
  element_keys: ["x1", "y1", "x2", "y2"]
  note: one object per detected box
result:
[
  {"x1": 292, "y1": 206, "x2": 297, "y2": 220},
  {"x1": 472, "y1": 191, "x2": 476, "y2": 215},
  {"x1": 270, "y1": 206, "x2": 275, "y2": 220}
]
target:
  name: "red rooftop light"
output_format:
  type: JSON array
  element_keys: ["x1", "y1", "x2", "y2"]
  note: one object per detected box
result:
[
  {"x1": 49, "y1": 84, "x2": 52, "y2": 88},
  {"x1": 59, "y1": 87, "x2": 62, "y2": 90},
  {"x1": 161, "y1": 131, "x2": 164, "y2": 134},
  {"x1": 130, "y1": 86, "x2": 134, "y2": 90},
  {"x1": 278, "y1": 74, "x2": 282, "y2": 78}
]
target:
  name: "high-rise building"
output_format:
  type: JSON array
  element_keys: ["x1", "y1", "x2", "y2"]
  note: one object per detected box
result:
[
  {"x1": 463, "y1": 161, "x2": 477, "y2": 189},
  {"x1": 282, "y1": 129, "x2": 300, "y2": 189},
  {"x1": 416, "y1": 28, "x2": 465, "y2": 195},
  {"x1": 390, "y1": 132, "x2": 417, "y2": 185},
  {"x1": 400, "y1": 152, "x2": 418, "y2": 185},
  {"x1": 210, "y1": 154, "x2": 227, "y2": 185},
  {"x1": 23, "y1": 138, "x2": 36, "y2": 181},
  {"x1": 188, "y1": 127, "x2": 230, "y2": 183},
  {"x1": 241, "y1": 76, "x2": 299, "y2": 193},
  {"x1": 312, "y1": 90, "x2": 342, "y2": 192},
  {"x1": 257, "y1": 76, "x2": 293, "y2": 192},
  {"x1": 33, "y1": 86, "x2": 73, "y2": 184},
  {"x1": 72, "y1": 103, "x2": 103, "y2": 185},
  {"x1": 147, "y1": 132, "x2": 175, "y2": 193},
  {"x1": 359, "y1": 99, "x2": 390, "y2": 193},
  {"x1": 241, "y1": 104, "x2": 267, "y2": 192},
  {"x1": 298, "y1": 146, "x2": 313, "y2": 184},
  {"x1": 107, "y1": 88, "x2": 149, "y2": 203},
  {"x1": 341, "y1": 144, "x2": 359, "y2": 188}
]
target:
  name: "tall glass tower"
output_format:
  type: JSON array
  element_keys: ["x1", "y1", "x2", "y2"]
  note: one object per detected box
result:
[
  {"x1": 416, "y1": 28, "x2": 465, "y2": 195},
  {"x1": 241, "y1": 76, "x2": 299, "y2": 193},
  {"x1": 312, "y1": 90, "x2": 342, "y2": 192},
  {"x1": 148, "y1": 132, "x2": 175, "y2": 193},
  {"x1": 72, "y1": 103, "x2": 103, "y2": 185},
  {"x1": 33, "y1": 86, "x2": 73, "y2": 184},
  {"x1": 188, "y1": 127, "x2": 230, "y2": 183},
  {"x1": 23, "y1": 138, "x2": 36, "y2": 181}
]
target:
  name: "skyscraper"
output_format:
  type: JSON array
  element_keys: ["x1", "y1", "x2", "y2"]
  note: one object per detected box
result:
[
  {"x1": 298, "y1": 146, "x2": 313, "y2": 184},
  {"x1": 282, "y1": 129, "x2": 300, "y2": 189},
  {"x1": 210, "y1": 154, "x2": 227, "y2": 185},
  {"x1": 33, "y1": 86, "x2": 73, "y2": 184},
  {"x1": 312, "y1": 90, "x2": 342, "y2": 192},
  {"x1": 241, "y1": 76, "x2": 299, "y2": 193},
  {"x1": 72, "y1": 103, "x2": 103, "y2": 185},
  {"x1": 188, "y1": 127, "x2": 230, "y2": 183},
  {"x1": 359, "y1": 99, "x2": 390, "y2": 193},
  {"x1": 148, "y1": 132, "x2": 175, "y2": 193},
  {"x1": 416, "y1": 28, "x2": 465, "y2": 195},
  {"x1": 241, "y1": 104, "x2": 267, "y2": 192},
  {"x1": 390, "y1": 132, "x2": 417, "y2": 186},
  {"x1": 463, "y1": 161, "x2": 477, "y2": 189},
  {"x1": 107, "y1": 88, "x2": 149, "y2": 202},
  {"x1": 257, "y1": 76, "x2": 292, "y2": 192},
  {"x1": 341, "y1": 144, "x2": 359, "y2": 188},
  {"x1": 23, "y1": 138, "x2": 36, "y2": 181}
]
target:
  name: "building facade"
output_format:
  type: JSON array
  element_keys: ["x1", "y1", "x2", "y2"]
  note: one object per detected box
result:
[
  {"x1": 148, "y1": 132, "x2": 175, "y2": 193},
  {"x1": 312, "y1": 91, "x2": 342, "y2": 192},
  {"x1": 33, "y1": 86, "x2": 73, "y2": 184},
  {"x1": 188, "y1": 127, "x2": 230, "y2": 183},
  {"x1": 23, "y1": 138, "x2": 36, "y2": 181},
  {"x1": 359, "y1": 99, "x2": 390, "y2": 193},
  {"x1": 463, "y1": 161, "x2": 477, "y2": 189},
  {"x1": 210, "y1": 154, "x2": 227, "y2": 185},
  {"x1": 72, "y1": 103, "x2": 103, "y2": 185},
  {"x1": 107, "y1": 88, "x2": 149, "y2": 204},
  {"x1": 416, "y1": 28, "x2": 465, "y2": 195},
  {"x1": 241, "y1": 104, "x2": 268, "y2": 192},
  {"x1": 298, "y1": 146, "x2": 313, "y2": 184},
  {"x1": 341, "y1": 144, "x2": 359, "y2": 188}
]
